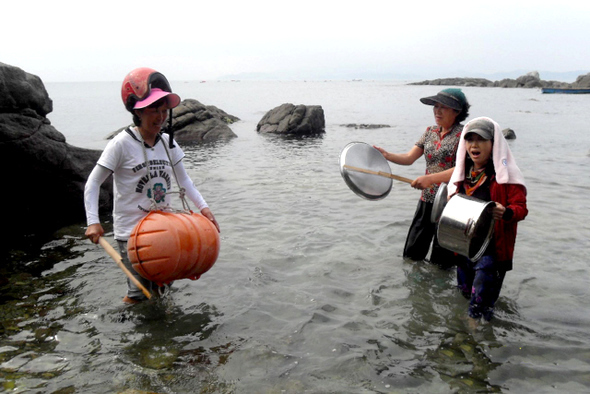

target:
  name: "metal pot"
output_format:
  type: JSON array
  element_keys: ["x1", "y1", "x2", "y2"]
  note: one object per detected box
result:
[
  {"x1": 431, "y1": 182, "x2": 448, "y2": 223},
  {"x1": 437, "y1": 194, "x2": 495, "y2": 261}
]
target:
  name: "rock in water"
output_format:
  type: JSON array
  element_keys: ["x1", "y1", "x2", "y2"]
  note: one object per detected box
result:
[
  {"x1": 502, "y1": 128, "x2": 516, "y2": 139},
  {"x1": 170, "y1": 99, "x2": 238, "y2": 143},
  {"x1": 257, "y1": 103, "x2": 325, "y2": 135},
  {"x1": 107, "y1": 99, "x2": 239, "y2": 143}
]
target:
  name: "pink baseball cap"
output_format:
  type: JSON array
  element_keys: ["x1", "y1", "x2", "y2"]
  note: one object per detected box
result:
[{"x1": 133, "y1": 88, "x2": 181, "y2": 110}]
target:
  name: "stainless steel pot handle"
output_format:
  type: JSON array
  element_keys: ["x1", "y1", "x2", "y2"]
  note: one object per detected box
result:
[{"x1": 464, "y1": 218, "x2": 474, "y2": 237}]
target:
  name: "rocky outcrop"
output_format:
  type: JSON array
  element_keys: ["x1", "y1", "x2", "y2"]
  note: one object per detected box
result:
[
  {"x1": 410, "y1": 77, "x2": 495, "y2": 87},
  {"x1": 170, "y1": 99, "x2": 238, "y2": 143},
  {"x1": 109, "y1": 99, "x2": 239, "y2": 143},
  {"x1": 0, "y1": 63, "x2": 112, "y2": 242},
  {"x1": 410, "y1": 71, "x2": 590, "y2": 89},
  {"x1": 573, "y1": 73, "x2": 590, "y2": 88},
  {"x1": 514, "y1": 71, "x2": 543, "y2": 88},
  {"x1": 257, "y1": 103, "x2": 325, "y2": 135}
]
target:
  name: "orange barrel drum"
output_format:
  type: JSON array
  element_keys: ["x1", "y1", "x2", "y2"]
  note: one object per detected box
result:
[{"x1": 127, "y1": 211, "x2": 220, "y2": 286}]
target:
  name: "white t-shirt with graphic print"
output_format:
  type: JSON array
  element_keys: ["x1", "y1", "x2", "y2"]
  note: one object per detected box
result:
[{"x1": 96, "y1": 127, "x2": 207, "y2": 240}]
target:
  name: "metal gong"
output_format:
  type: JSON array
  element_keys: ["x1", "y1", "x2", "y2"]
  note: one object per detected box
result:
[{"x1": 339, "y1": 142, "x2": 393, "y2": 200}]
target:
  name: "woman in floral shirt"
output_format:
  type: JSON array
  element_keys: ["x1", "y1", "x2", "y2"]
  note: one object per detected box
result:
[{"x1": 374, "y1": 88, "x2": 469, "y2": 268}]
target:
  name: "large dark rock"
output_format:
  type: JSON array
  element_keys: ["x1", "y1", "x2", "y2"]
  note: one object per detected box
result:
[
  {"x1": 0, "y1": 62, "x2": 53, "y2": 116},
  {"x1": 0, "y1": 63, "x2": 112, "y2": 242},
  {"x1": 170, "y1": 99, "x2": 238, "y2": 143},
  {"x1": 257, "y1": 103, "x2": 325, "y2": 135},
  {"x1": 108, "y1": 98, "x2": 239, "y2": 143}
]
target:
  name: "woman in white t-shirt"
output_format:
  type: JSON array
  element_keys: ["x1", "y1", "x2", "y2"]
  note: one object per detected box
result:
[{"x1": 84, "y1": 67, "x2": 219, "y2": 304}]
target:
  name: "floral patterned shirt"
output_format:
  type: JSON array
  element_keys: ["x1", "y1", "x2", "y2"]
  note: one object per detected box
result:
[{"x1": 415, "y1": 123, "x2": 463, "y2": 202}]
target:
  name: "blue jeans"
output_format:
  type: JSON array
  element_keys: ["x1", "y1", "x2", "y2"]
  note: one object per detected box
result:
[
  {"x1": 457, "y1": 255, "x2": 506, "y2": 321},
  {"x1": 117, "y1": 240, "x2": 163, "y2": 301}
]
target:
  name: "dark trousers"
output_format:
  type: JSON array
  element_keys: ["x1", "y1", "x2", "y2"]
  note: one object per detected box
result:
[
  {"x1": 457, "y1": 255, "x2": 506, "y2": 321},
  {"x1": 404, "y1": 199, "x2": 459, "y2": 269}
]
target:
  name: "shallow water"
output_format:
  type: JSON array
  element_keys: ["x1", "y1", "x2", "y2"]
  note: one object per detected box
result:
[{"x1": 2, "y1": 81, "x2": 590, "y2": 393}]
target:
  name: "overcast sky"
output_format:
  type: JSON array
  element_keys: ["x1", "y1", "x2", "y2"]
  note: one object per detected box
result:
[{"x1": 3, "y1": 0, "x2": 589, "y2": 82}]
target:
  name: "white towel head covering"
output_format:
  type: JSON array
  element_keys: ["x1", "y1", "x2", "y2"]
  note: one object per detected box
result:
[{"x1": 448, "y1": 116, "x2": 526, "y2": 195}]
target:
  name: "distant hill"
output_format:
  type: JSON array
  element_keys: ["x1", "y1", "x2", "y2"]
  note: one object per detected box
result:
[
  {"x1": 217, "y1": 69, "x2": 589, "y2": 83},
  {"x1": 465, "y1": 70, "x2": 589, "y2": 83}
]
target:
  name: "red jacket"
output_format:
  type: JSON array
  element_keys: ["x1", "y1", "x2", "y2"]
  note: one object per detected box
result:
[{"x1": 489, "y1": 180, "x2": 528, "y2": 270}]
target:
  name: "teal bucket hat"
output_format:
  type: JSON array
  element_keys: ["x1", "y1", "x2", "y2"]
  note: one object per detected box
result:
[{"x1": 420, "y1": 88, "x2": 467, "y2": 111}]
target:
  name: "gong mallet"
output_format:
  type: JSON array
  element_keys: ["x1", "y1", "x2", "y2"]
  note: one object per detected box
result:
[
  {"x1": 343, "y1": 164, "x2": 413, "y2": 184},
  {"x1": 98, "y1": 237, "x2": 152, "y2": 300}
]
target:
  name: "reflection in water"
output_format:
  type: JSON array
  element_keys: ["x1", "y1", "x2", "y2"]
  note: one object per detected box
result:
[
  {"x1": 393, "y1": 262, "x2": 506, "y2": 392},
  {"x1": 120, "y1": 301, "x2": 218, "y2": 368},
  {"x1": 260, "y1": 132, "x2": 325, "y2": 147},
  {"x1": 111, "y1": 301, "x2": 237, "y2": 392},
  {"x1": 0, "y1": 237, "x2": 241, "y2": 393}
]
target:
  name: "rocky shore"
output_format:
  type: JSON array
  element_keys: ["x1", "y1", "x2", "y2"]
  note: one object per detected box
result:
[
  {"x1": 409, "y1": 71, "x2": 590, "y2": 89},
  {"x1": 0, "y1": 62, "x2": 239, "y2": 244},
  {"x1": 0, "y1": 62, "x2": 112, "y2": 244}
]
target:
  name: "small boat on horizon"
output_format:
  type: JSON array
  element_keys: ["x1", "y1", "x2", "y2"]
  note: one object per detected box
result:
[{"x1": 542, "y1": 87, "x2": 590, "y2": 94}]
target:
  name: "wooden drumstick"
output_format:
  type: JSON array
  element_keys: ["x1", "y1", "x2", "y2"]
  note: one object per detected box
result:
[{"x1": 343, "y1": 164, "x2": 413, "y2": 184}]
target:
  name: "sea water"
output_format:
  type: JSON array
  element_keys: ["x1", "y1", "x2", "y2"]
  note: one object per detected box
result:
[{"x1": 1, "y1": 80, "x2": 589, "y2": 393}]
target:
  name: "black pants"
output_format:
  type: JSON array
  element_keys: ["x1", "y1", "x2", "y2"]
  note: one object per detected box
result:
[{"x1": 403, "y1": 200, "x2": 458, "y2": 269}]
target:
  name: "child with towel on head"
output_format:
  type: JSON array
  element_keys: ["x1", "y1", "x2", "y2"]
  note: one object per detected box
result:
[{"x1": 447, "y1": 117, "x2": 528, "y2": 323}]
